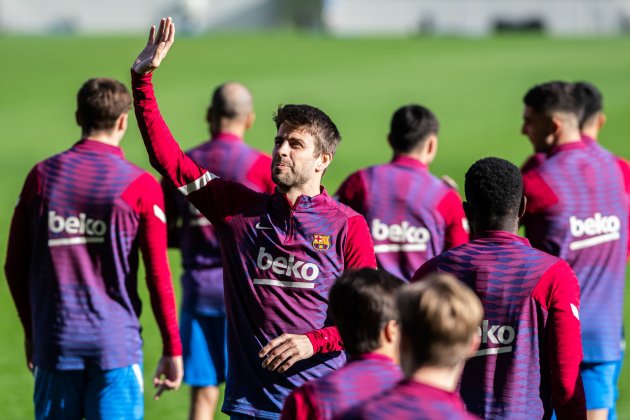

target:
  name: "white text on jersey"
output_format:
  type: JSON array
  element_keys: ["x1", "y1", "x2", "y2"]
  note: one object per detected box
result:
[
  {"x1": 569, "y1": 212, "x2": 621, "y2": 251},
  {"x1": 48, "y1": 211, "x2": 107, "y2": 246},
  {"x1": 371, "y1": 219, "x2": 430, "y2": 253},
  {"x1": 255, "y1": 247, "x2": 319, "y2": 288},
  {"x1": 472, "y1": 320, "x2": 516, "y2": 357}
]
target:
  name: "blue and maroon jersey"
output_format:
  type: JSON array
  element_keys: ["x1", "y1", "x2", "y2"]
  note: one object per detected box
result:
[
  {"x1": 339, "y1": 379, "x2": 477, "y2": 420},
  {"x1": 132, "y1": 71, "x2": 376, "y2": 418},
  {"x1": 336, "y1": 156, "x2": 468, "y2": 281},
  {"x1": 280, "y1": 353, "x2": 402, "y2": 420},
  {"x1": 4, "y1": 139, "x2": 181, "y2": 371},
  {"x1": 162, "y1": 132, "x2": 274, "y2": 314},
  {"x1": 412, "y1": 231, "x2": 586, "y2": 419},
  {"x1": 522, "y1": 140, "x2": 630, "y2": 363}
]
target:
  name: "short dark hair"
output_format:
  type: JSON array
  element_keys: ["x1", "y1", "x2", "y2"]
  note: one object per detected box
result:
[
  {"x1": 574, "y1": 81, "x2": 603, "y2": 129},
  {"x1": 465, "y1": 157, "x2": 522, "y2": 221},
  {"x1": 273, "y1": 104, "x2": 341, "y2": 156},
  {"x1": 389, "y1": 105, "x2": 439, "y2": 153},
  {"x1": 328, "y1": 268, "x2": 403, "y2": 355},
  {"x1": 523, "y1": 81, "x2": 581, "y2": 117},
  {"x1": 77, "y1": 78, "x2": 131, "y2": 132}
]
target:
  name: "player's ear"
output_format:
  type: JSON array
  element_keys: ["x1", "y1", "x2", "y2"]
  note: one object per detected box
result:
[
  {"x1": 597, "y1": 112, "x2": 607, "y2": 130},
  {"x1": 316, "y1": 152, "x2": 333, "y2": 173},
  {"x1": 383, "y1": 319, "x2": 399, "y2": 345},
  {"x1": 117, "y1": 113, "x2": 129, "y2": 132},
  {"x1": 425, "y1": 134, "x2": 438, "y2": 163},
  {"x1": 550, "y1": 115, "x2": 562, "y2": 137},
  {"x1": 518, "y1": 195, "x2": 527, "y2": 219},
  {"x1": 246, "y1": 112, "x2": 256, "y2": 130}
]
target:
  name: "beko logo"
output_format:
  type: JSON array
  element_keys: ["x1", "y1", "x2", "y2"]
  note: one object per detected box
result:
[
  {"x1": 569, "y1": 213, "x2": 621, "y2": 251},
  {"x1": 254, "y1": 247, "x2": 320, "y2": 289},
  {"x1": 48, "y1": 211, "x2": 107, "y2": 247},
  {"x1": 371, "y1": 219, "x2": 431, "y2": 253},
  {"x1": 472, "y1": 320, "x2": 516, "y2": 358}
]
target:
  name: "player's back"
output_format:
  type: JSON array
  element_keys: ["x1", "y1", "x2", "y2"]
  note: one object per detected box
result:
[
  {"x1": 523, "y1": 141, "x2": 629, "y2": 362},
  {"x1": 282, "y1": 353, "x2": 401, "y2": 420},
  {"x1": 30, "y1": 139, "x2": 151, "y2": 370},
  {"x1": 337, "y1": 156, "x2": 466, "y2": 280},
  {"x1": 413, "y1": 231, "x2": 578, "y2": 419},
  {"x1": 168, "y1": 133, "x2": 272, "y2": 312}
]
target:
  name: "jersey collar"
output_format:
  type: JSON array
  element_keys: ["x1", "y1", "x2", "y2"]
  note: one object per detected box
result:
[
  {"x1": 548, "y1": 140, "x2": 586, "y2": 157},
  {"x1": 471, "y1": 230, "x2": 530, "y2": 246},
  {"x1": 74, "y1": 138, "x2": 124, "y2": 158},
  {"x1": 212, "y1": 132, "x2": 243, "y2": 143},
  {"x1": 273, "y1": 186, "x2": 332, "y2": 213},
  {"x1": 391, "y1": 154, "x2": 428, "y2": 170}
]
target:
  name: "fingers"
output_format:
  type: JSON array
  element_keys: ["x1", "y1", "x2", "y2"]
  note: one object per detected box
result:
[
  {"x1": 154, "y1": 383, "x2": 167, "y2": 400},
  {"x1": 146, "y1": 25, "x2": 155, "y2": 46},
  {"x1": 156, "y1": 18, "x2": 166, "y2": 44},
  {"x1": 262, "y1": 344, "x2": 294, "y2": 371},
  {"x1": 259, "y1": 334, "x2": 286, "y2": 358}
]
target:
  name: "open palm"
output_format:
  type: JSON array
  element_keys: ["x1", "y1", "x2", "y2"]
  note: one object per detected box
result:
[{"x1": 133, "y1": 17, "x2": 175, "y2": 74}]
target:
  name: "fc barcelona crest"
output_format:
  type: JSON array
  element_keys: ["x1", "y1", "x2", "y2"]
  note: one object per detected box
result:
[{"x1": 312, "y1": 234, "x2": 331, "y2": 251}]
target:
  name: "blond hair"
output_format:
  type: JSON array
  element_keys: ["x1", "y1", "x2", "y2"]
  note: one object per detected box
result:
[{"x1": 398, "y1": 273, "x2": 483, "y2": 368}]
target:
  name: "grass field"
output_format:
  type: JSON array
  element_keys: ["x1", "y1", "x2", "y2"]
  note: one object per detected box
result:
[{"x1": 1, "y1": 31, "x2": 630, "y2": 419}]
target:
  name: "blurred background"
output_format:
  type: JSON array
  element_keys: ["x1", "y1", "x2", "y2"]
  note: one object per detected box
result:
[{"x1": 1, "y1": 1, "x2": 630, "y2": 419}]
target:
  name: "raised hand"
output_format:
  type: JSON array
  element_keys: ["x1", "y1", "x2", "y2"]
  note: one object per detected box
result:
[{"x1": 133, "y1": 17, "x2": 176, "y2": 74}]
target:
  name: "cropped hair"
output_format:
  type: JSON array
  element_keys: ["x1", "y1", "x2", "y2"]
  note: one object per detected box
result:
[
  {"x1": 76, "y1": 78, "x2": 131, "y2": 132},
  {"x1": 398, "y1": 273, "x2": 483, "y2": 368},
  {"x1": 523, "y1": 81, "x2": 581, "y2": 118},
  {"x1": 328, "y1": 268, "x2": 404, "y2": 355},
  {"x1": 573, "y1": 81, "x2": 603, "y2": 129},
  {"x1": 389, "y1": 105, "x2": 439, "y2": 153},
  {"x1": 273, "y1": 104, "x2": 341, "y2": 156},
  {"x1": 465, "y1": 157, "x2": 523, "y2": 222}
]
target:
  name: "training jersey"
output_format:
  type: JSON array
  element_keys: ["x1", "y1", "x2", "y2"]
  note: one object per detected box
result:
[
  {"x1": 132, "y1": 71, "x2": 376, "y2": 418},
  {"x1": 280, "y1": 353, "x2": 402, "y2": 420},
  {"x1": 163, "y1": 132, "x2": 274, "y2": 314},
  {"x1": 4, "y1": 139, "x2": 181, "y2": 371},
  {"x1": 522, "y1": 140, "x2": 630, "y2": 362},
  {"x1": 339, "y1": 379, "x2": 476, "y2": 420},
  {"x1": 412, "y1": 231, "x2": 585, "y2": 419},
  {"x1": 336, "y1": 156, "x2": 468, "y2": 281}
]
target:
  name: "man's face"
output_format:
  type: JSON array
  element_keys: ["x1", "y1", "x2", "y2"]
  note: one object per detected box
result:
[
  {"x1": 521, "y1": 105, "x2": 554, "y2": 153},
  {"x1": 271, "y1": 123, "x2": 321, "y2": 190}
]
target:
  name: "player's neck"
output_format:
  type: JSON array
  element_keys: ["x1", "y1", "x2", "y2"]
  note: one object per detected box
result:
[
  {"x1": 279, "y1": 182, "x2": 322, "y2": 206},
  {"x1": 581, "y1": 126, "x2": 599, "y2": 141},
  {"x1": 410, "y1": 364, "x2": 462, "y2": 392},
  {"x1": 212, "y1": 125, "x2": 245, "y2": 140},
  {"x1": 82, "y1": 131, "x2": 122, "y2": 147},
  {"x1": 395, "y1": 151, "x2": 432, "y2": 166},
  {"x1": 554, "y1": 129, "x2": 582, "y2": 147}
]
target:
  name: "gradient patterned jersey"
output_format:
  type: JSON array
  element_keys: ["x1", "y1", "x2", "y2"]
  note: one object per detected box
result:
[
  {"x1": 339, "y1": 379, "x2": 477, "y2": 420},
  {"x1": 412, "y1": 231, "x2": 585, "y2": 419},
  {"x1": 522, "y1": 141, "x2": 630, "y2": 362},
  {"x1": 132, "y1": 71, "x2": 376, "y2": 418},
  {"x1": 280, "y1": 353, "x2": 402, "y2": 420},
  {"x1": 162, "y1": 132, "x2": 274, "y2": 314},
  {"x1": 336, "y1": 156, "x2": 468, "y2": 281},
  {"x1": 4, "y1": 139, "x2": 181, "y2": 371}
]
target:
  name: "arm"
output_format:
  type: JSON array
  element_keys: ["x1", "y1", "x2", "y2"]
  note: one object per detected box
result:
[
  {"x1": 615, "y1": 157, "x2": 630, "y2": 260},
  {"x1": 335, "y1": 171, "x2": 367, "y2": 214},
  {"x1": 531, "y1": 261, "x2": 586, "y2": 420},
  {"x1": 122, "y1": 173, "x2": 183, "y2": 396},
  {"x1": 161, "y1": 177, "x2": 180, "y2": 248},
  {"x1": 4, "y1": 167, "x2": 39, "y2": 369},
  {"x1": 436, "y1": 189, "x2": 469, "y2": 250},
  {"x1": 280, "y1": 386, "x2": 318, "y2": 420}
]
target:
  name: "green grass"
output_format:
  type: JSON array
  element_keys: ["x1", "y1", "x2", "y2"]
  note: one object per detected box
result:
[{"x1": 1, "y1": 32, "x2": 630, "y2": 418}]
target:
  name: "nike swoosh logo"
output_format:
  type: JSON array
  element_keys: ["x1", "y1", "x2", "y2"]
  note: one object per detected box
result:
[{"x1": 255, "y1": 222, "x2": 272, "y2": 230}]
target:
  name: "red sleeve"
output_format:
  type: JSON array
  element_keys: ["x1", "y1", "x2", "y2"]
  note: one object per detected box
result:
[
  {"x1": 305, "y1": 326, "x2": 344, "y2": 353},
  {"x1": 122, "y1": 173, "x2": 182, "y2": 357},
  {"x1": 246, "y1": 154, "x2": 275, "y2": 194},
  {"x1": 161, "y1": 177, "x2": 181, "y2": 248},
  {"x1": 531, "y1": 261, "x2": 586, "y2": 420},
  {"x1": 4, "y1": 166, "x2": 40, "y2": 339},
  {"x1": 344, "y1": 214, "x2": 377, "y2": 269},
  {"x1": 410, "y1": 258, "x2": 439, "y2": 282},
  {"x1": 615, "y1": 157, "x2": 630, "y2": 260},
  {"x1": 522, "y1": 170, "x2": 559, "y2": 215},
  {"x1": 132, "y1": 70, "x2": 259, "y2": 224},
  {"x1": 521, "y1": 153, "x2": 546, "y2": 174},
  {"x1": 280, "y1": 386, "x2": 318, "y2": 420},
  {"x1": 436, "y1": 189, "x2": 469, "y2": 250},
  {"x1": 335, "y1": 171, "x2": 367, "y2": 214}
]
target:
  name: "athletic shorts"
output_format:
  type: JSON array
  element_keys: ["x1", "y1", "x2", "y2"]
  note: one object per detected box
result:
[
  {"x1": 180, "y1": 310, "x2": 227, "y2": 387},
  {"x1": 34, "y1": 363, "x2": 143, "y2": 420},
  {"x1": 581, "y1": 358, "x2": 623, "y2": 416}
]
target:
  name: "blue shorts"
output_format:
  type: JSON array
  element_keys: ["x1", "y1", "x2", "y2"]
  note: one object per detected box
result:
[
  {"x1": 581, "y1": 358, "x2": 623, "y2": 416},
  {"x1": 180, "y1": 310, "x2": 227, "y2": 387},
  {"x1": 34, "y1": 363, "x2": 144, "y2": 420}
]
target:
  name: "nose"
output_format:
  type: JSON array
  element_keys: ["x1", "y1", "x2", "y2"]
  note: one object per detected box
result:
[{"x1": 276, "y1": 140, "x2": 290, "y2": 156}]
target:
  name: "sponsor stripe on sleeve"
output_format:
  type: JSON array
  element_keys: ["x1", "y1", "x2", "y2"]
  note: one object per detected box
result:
[{"x1": 177, "y1": 172, "x2": 216, "y2": 196}]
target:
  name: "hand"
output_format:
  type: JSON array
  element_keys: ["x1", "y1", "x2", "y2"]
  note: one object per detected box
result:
[
  {"x1": 259, "y1": 333, "x2": 314, "y2": 373},
  {"x1": 132, "y1": 17, "x2": 176, "y2": 74},
  {"x1": 24, "y1": 338, "x2": 33, "y2": 372},
  {"x1": 153, "y1": 355, "x2": 183, "y2": 400}
]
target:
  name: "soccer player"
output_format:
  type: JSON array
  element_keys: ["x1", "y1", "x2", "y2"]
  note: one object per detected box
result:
[
  {"x1": 413, "y1": 157, "x2": 586, "y2": 419},
  {"x1": 162, "y1": 82, "x2": 274, "y2": 420},
  {"x1": 336, "y1": 104, "x2": 468, "y2": 281},
  {"x1": 4, "y1": 78, "x2": 183, "y2": 419},
  {"x1": 340, "y1": 273, "x2": 482, "y2": 419},
  {"x1": 520, "y1": 81, "x2": 630, "y2": 420},
  {"x1": 131, "y1": 18, "x2": 376, "y2": 418},
  {"x1": 280, "y1": 268, "x2": 403, "y2": 420}
]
